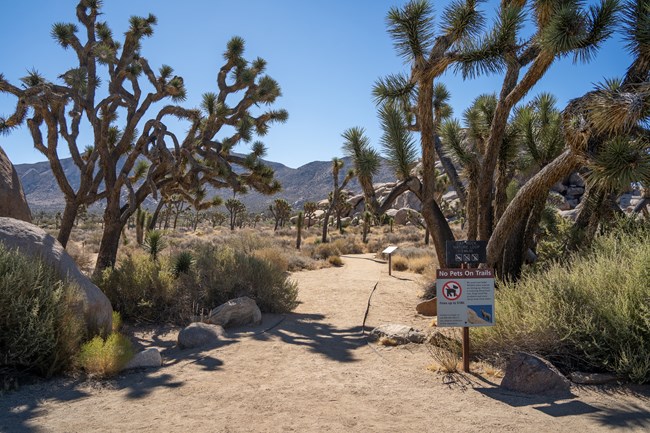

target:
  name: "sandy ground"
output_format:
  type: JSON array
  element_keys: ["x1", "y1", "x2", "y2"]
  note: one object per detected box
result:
[{"x1": 2, "y1": 253, "x2": 650, "y2": 432}]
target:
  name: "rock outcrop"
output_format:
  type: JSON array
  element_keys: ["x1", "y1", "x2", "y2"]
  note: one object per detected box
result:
[
  {"x1": 501, "y1": 352, "x2": 571, "y2": 395},
  {"x1": 0, "y1": 146, "x2": 32, "y2": 222},
  {"x1": 207, "y1": 297, "x2": 262, "y2": 328},
  {"x1": 178, "y1": 322, "x2": 225, "y2": 349},
  {"x1": 368, "y1": 324, "x2": 426, "y2": 345},
  {"x1": 0, "y1": 217, "x2": 112, "y2": 334}
]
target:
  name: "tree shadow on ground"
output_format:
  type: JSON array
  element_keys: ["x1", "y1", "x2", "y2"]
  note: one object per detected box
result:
[
  {"x1": 475, "y1": 387, "x2": 601, "y2": 417},
  {"x1": 250, "y1": 313, "x2": 367, "y2": 363}
]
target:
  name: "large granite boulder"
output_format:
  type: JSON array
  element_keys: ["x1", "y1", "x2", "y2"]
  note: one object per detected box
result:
[
  {"x1": 207, "y1": 296, "x2": 262, "y2": 328},
  {"x1": 368, "y1": 324, "x2": 426, "y2": 345},
  {"x1": 416, "y1": 298, "x2": 437, "y2": 316},
  {"x1": 178, "y1": 322, "x2": 225, "y2": 349},
  {"x1": 0, "y1": 217, "x2": 112, "y2": 334},
  {"x1": 0, "y1": 146, "x2": 32, "y2": 222},
  {"x1": 501, "y1": 352, "x2": 571, "y2": 395}
]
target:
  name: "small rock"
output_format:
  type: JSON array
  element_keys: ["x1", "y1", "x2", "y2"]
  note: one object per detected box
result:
[
  {"x1": 123, "y1": 348, "x2": 162, "y2": 370},
  {"x1": 569, "y1": 172, "x2": 585, "y2": 187},
  {"x1": 569, "y1": 372, "x2": 620, "y2": 385},
  {"x1": 416, "y1": 298, "x2": 437, "y2": 316},
  {"x1": 501, "y1": 352, "x2": 571, "y2": 395},
  {"x1": 207, "y1": 296, "x2": 262, "y2": 328},
  {"x1": 566, "y1": 186, "x2": 585, "y2": 197},
  {"x1": 178, "y1": 322, "x2": 225, "y2": 349},
  {"x1": 368, "y1": 324, "x2": 426, "y2": 345}
]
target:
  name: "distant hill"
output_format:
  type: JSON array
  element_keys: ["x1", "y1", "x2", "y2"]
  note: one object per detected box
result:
[{"x1": 14, "y1": 155, "x2": 397, "y2": 213}]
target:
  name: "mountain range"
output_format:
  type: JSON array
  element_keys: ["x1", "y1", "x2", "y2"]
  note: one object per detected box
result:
[{"x1": 14, "y1": 155, "x2": 397, "y2": 213}]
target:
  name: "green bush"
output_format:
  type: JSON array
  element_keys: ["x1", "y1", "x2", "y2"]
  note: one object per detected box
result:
[
  {"x1": 0, "y1": 243, "x2": 84, "y2": 378},
  {"x1": 77, "y1": 332, "x2": 134, "y2": 377},
  {"x1": 473, "y1": 224, "x2": 650, "y2": 383},
  {"x1": 96, "y1": 253, "x2": 189, "y2": 323},
  {"x1": 195, "y1": 244, "x2": 298, "y2": 313}
]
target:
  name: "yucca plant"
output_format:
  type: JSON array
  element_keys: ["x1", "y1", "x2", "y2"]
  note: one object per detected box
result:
[
  {"x1": 143, "y1": 230, "x2": 167, "y2": 261},
  {"x1": 172, "y1": 251, "x2": 194, "y2": 278}
]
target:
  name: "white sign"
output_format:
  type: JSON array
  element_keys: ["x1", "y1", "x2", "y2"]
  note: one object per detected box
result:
[
  {"x1": 382, "y1": 246, "x2": 398, "y2": 255},
  {"x1": 436, "y1": 268, "x2": 495, "y2": 327}
]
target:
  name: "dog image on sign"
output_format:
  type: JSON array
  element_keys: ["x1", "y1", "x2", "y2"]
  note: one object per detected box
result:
[{"x1": 467, "y1": 305, "x2": 493, "y2": 325}]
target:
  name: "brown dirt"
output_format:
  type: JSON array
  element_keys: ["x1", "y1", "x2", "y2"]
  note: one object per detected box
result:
[{"x1": 2, "y1": 254, "x2": 650, "y2": 432}]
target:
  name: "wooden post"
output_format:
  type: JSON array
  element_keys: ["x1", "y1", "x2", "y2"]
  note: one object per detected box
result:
[
  {"x1": 388, "y1": 254, "x2": 392, "y2": 276},
  {"x1": 461, "y1": 262, "x2": 470, "y2": 373}
]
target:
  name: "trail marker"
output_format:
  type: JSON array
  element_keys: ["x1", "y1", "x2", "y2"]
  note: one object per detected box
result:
[{"x1": 382, "y1": 246, "x2": 398, "y2": 276}]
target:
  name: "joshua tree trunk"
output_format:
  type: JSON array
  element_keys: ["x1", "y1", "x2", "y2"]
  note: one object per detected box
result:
[
  {"x1": 417, "y1": 80, "x2": 455, "y2": 267},
  {"x1": 149, "y1": 199, "x2": 165, "y2": 231},
  {"x1": 57, "y1": 201, "x2": 79, "y2": 248},
  {"x1": 434, "y1": 135, "x2": 466, "y2": 207},
  {"x1": 94, "y1": 216, "x2": 123, "y2": 275},
  {"x1": 487, "y1": 149, "x2": 580, "y2": 267}
]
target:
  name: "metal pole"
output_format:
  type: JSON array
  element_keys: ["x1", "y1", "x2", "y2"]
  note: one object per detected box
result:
[{"x1": 461, "y1": 262, "x2": 470, "y2": 373}]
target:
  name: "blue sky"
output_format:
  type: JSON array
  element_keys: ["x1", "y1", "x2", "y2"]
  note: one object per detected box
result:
[{"x1": 0, "y1": 0, "x2": 633, "y2": 168}]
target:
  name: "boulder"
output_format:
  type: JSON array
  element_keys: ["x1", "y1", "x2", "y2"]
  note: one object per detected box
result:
[
  {"x1": 385, "y1": 209, "x2": 399, "y2": 218},
  {"x1": 394, "y1": 208, "x2": 419, "y2": 226},
  {"x1": 569, "y1": 172, "x2": 585, "y2": 187},
  {"x1": 177, "y1": 322, "x2": 225, "y2": 349},
  {"x1": 0, "y1": 146, "x2": 32, "y2": 222},
  {"x1": 442, "y1": 191, "x2": 458, "y2": 202},
  {"x1": 393, "y1": 190, "x2": 422, "y2": 212},
  {"x1": 368, "y1": 324, "x2": 426, "y2": 345},
  {"x1": 207, "y1": 296, "x2": 262, "y2": 328},
  {"x1": 551, "y1": 181, "x2": 568, "y2": 194},
  {"x1": 416, "y1": 298, "x2": 437, "y2": 316},
  {"x1": 501, "y1": 352, "x2": 571, "y2": 395},
  {"x1": 566, "y1": 186, "x2": 585, "y2": 197},
  {"x1": 123, "y1": 348, "x2": 162, "y2": 370},
  {"x1": 0, "y1": 217, "x2": 112, "y2": 334}
]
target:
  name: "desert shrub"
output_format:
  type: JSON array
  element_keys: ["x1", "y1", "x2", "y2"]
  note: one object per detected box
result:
[
  {"x1": 96, "y1": 253, "x2": 185, "y2": 323},
  {"x1": 285, "y1": 251, "x2": 318, "y2": 271},
  {"x1": 331, "y1": 237, "x2": 364, "y2": 255},
  {"x1": 194, "y1": 244, "x2": 298, "y2": 313},
  {"x1": 408, "y1": 256, "x2": 433, "y2": 274},
  {"x1": 111, "y1": 311, "x2": 123, "y2": 333},
  {"x1": 66, "y1": 241, "x2": 94, "y2": 274},
  {"x1": 0, "y1": 244, "x2": 84, "y2": 378},
  {"x1": 473, "y1": 224, "x2": 650, "y2": 383},
  {"x1": 253, "y1": 247, "x2": 289, "y2": 272},
  {"x1": 77, "y1": 332, "x2": 133, "y2": 377},
  {"x1": 311, "y1": 242, "x2": 341, "y2": 260},
  {"x1": 391, "y1": 255, "x2": 409, "y2": 271},
  {"x1": 328, "y1": 255, "x2": 344, "y2": 267}
]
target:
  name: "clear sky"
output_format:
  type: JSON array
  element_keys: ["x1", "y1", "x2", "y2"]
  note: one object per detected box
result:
[{"x1": 0, "y1": 0, "x2": 633, "y2": 168}]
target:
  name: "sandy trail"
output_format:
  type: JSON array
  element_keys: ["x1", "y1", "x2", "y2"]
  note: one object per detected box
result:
[{"x1": 2, "y1": 254, "x2": 650, "y2": 432}]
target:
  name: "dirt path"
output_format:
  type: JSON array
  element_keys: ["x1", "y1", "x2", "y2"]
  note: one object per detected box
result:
[{"x1": 2, "y1": 254, "x2": 650, "y2": 432}]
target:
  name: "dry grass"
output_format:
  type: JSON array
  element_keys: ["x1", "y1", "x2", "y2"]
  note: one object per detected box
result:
[
  {"x1": 378, "y1": 336, "x2": 399, "y2": 346},
  {"x1": 328, "y1": 255, "x2": 344, "y2": 267},
  {"x1": 391, "y1": 255, "x2": 409, "y2": 271}
]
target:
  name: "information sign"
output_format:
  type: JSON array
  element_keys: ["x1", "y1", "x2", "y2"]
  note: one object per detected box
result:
[
  {"x1": 445, "y1": 241, "x2": 487, "y2": 266},
  {"x1": 436, "y1": 268, "x2": 495, "y2": 327}
]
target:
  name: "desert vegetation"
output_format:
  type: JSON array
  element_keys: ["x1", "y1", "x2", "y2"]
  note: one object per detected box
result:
[{"x1": 0, "y1": 0, "x2": 649, "y2": 408}]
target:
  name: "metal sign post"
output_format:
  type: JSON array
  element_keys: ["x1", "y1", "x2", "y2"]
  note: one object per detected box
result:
[
  {"x1": 438, "y1": 241, "x2": 494, "y2": 374},
  {"x1": 382, "y1": 246, "x2": 398, "y2": 276}
]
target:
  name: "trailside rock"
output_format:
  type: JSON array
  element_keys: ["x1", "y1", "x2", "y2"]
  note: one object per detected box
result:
[
  {"x1": 501, "y1": 352, "x2": 571, "y2": 395},
  {"x1": 123, "y1": 348, "x2": 162, "y2": 370},
  {"x1": 207, "y1": 297, "x2": 262, "y2": 328},
  {"x1": 569, "y1": 372, "x2": 620, "y2": 385},
  {"x1": 368, "y1": 324, "x2": 426, "y2": 345},
  {"x1": 177, "y1": 322, "x2": 225, "y2": 349},
  {"x1": 0, "y1": 146, "x2": 32, "y2": 222},
  {"x1": 0, "y1": 217, "x2": 112, "y2": 334},
  {"x1": 416, "y1": 298, "x2": 437, "y2": 316}
]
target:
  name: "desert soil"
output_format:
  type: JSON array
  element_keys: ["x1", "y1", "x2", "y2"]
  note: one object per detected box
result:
[{"x1": 2, "y1": 253, "x2": 650, "y2": 432}]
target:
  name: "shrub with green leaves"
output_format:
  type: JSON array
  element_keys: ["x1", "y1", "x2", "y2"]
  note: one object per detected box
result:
[
  {"x1": 473, "y1": 223, "x2": 650, "y2": 383},
  {"x1": 194, "y1": 244, "x2": 298, "y2": 313},
  {"x1": 0, "y1": 243, "x2": 84, "y2": 378},
  {"x1": 77, "y1": 332, "x2": 134, "y2": 377},
  {"x1": 95, "y1": 253, "x2": 182, "y2": 323}
]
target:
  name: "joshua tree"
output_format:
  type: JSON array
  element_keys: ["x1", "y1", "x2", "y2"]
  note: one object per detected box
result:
[
  {"x1": 225, "y1": 198, "x2": 246, "y2": 231},
  {"x1": 455, "y1": 0, "x2": 618, "y2": 242},
  {"x1": 269, "y1": 198, "x2": 291, "y2": 231},
  {"x1": 0, "y1": 1, "x2": 286, "y2": 274},
  {"x1": 322, "y1": 157, "x2": 354, "y2": 242},
  {"x1": 303, "y1": 201, "x2": 318, "y2": 228},
  {"x1": 341, "y1": 127, "x2": 381, "y2": 214},
  {"x1": 373, "y1": 0, "x2": 483, "y2": 266},
  {"x1": 487, "y1": 0, "x2": 649, "y2": 273}
]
